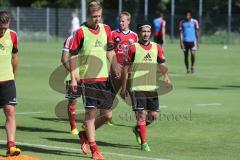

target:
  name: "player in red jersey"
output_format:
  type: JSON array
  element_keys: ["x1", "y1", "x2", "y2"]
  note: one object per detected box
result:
[
  {"x1": 69, "y1": 1, "x2": 121, "y2": 159},
  {"x1": 121, "y1": 23, "x2": 171, "y2": 151},
  {"x1": 0, "y1": 11, "x2": 21, "y2": 156},
  {"x1": 61, "y1": 35, "x2": 81, "y2": 135},
  {"x1": 109, "y1": 11, "x2": 138, "y2": 124},
  {"x1": 153, "y1": 12, "x2": 166, "y2": 47}
]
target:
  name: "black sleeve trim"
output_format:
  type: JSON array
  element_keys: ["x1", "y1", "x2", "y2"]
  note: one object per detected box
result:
[
  {"x1": 107, "y1": 43, "x2": 115, "y2": 51},
  {"x1": 12, "y1": 48, "x2": 18, "y2": 54},
  {"x1": 69, "y1": 49, "x2": 79, "y2": 55},
  {"x1": 157, "y1": 57, "x2": 166, "y2": 64}
]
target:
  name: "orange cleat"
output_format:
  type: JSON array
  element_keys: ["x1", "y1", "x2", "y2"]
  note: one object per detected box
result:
[
  {"x1": 91, "y1": 151, "x2": 104, "y2": 160},
  {"x1": 78, "y1": 131, "x2": 89, "y2": 155}
]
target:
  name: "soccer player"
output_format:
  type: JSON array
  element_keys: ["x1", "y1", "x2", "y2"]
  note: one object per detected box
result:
[
  {"x1": 0, "y1": 11, "x2": 21, "y2": 156},
  {"x1": 61, "y1": 35, "x2": 80, "y2": 135},
  {"x1": 110, "y1": 11, "x2": 138, "y2": 112},
  {"x1": 179, "y1": 10, "x2": 200, "y2": 74},
  {"x1": 69, "y1": 1, "x2": 121, "y2": 160},
  {"x1": 153, "y1": 12, "x2": 166, "y2": 47},
  {"x1": 70, "y1": 12, "x2": 80, "y2": 35},
  {"x1": 121, "y1": 23, "x2": 171, "y2": 151}
]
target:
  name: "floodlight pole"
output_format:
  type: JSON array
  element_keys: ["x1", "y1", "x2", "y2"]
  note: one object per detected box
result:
[
  {"x1": 171, "y1": 0, "x2": 175, "y2": 43},
  {"x1": 81, "y1": 0, "x2": 87, "y2": 23},
  {"x1": 119, "y1": 0, "x2": 122, "y2": 14},
  {"x1": 227, "y1": 0, "x2": 232, "y2": 45},
  {"x1": 144, "y1": 0, "x2": 148, "y2": 21},
  {"x1": 199, "y1": 0, "x2": 203, "y2": 42}
]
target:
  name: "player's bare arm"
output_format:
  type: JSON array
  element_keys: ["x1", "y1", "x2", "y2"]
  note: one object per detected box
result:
[
  {"x1": 69, "y1": 54, "x2": 78, "y2": 92},
  {"x1": 196, "y1": 29, "x2": 200, "y2": 48},
  {"x1": 107, "y1": 50, "x2": 122, "y2": 78},
  {"x1": 61, "y1": 51, "x2": 71, "y2": 72},
  {"x1": 12, "y1": 53, "x2": 18, "y2": 80},
  {"x1": 159, "y1": 63, "x2": 171, "y2": 87},
  {"x1": 120, "y1": 65, "x2": 129, "y2": 99},
  {"x1": 180, "y1": 30, "x2": 185, "y2": 50}
]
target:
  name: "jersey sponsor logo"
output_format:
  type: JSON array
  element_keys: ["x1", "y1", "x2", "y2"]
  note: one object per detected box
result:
[
  {"x1": 94, "y1": 39, "x2": 103, "y2": 47},
  {"x1": 118, "y1": 41, "x2": 131, "y2": 55},
  {"x1": 0, "y1": 43, "x2": 5, "y2": 51},
  {"x1": 143, "y1": 53, "x2": 152, "y2": 62},
  {"x1": 129, "y1": 38, "x2": 134, "y2": 44}
]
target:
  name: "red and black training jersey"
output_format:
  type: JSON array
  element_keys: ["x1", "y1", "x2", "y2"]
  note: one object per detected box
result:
[
  {"x1": 111, "y1": 29, "x2": 138, "y2": 65},
  {"x1": 62, "y1": 36, "x2": 73, "y2": 52},
  {"x1": 126, "y1": 42, "x2": 165, "y2": 65},
  {"x1": 10, "y1": 30, "x2": 18, "y2": 54},
  {"x1": 69, "y1": 23, "x2": 114, "y2": 55}
]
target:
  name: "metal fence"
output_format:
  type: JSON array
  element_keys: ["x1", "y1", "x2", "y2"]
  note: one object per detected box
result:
[
  {"x1": 1, "y1": 0, "x2": 239, "y2": 44},
  {"x1": 1, "y1": 7, "x2": 80, "y2": 41}
]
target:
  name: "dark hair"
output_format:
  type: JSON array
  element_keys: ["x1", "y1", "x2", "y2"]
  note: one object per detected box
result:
[
  {"x1": 0, "y1": 11, "x2": 10, "y2": 24},
  {"x1": 156, "y1": 10, "x2": 164, "y2": 17},
  {"x1": 137, "y1": 22, "x2": 152, "y2": 32},
  {"x1": 184, "y1": 10, "x2": 193, "y2": 16}
]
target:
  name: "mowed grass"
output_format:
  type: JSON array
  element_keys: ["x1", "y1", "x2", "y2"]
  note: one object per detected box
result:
[{"x1": 0, "y1": 41, "x2": 239, "y2": 160}]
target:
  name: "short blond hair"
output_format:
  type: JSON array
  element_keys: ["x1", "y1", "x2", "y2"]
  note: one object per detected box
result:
[
  {"x1": 119, "y1": 11, "x2": 131, "y2": 21},
  {"x1": 87, "y1": 0, "x2": 102, "y2": 14}
]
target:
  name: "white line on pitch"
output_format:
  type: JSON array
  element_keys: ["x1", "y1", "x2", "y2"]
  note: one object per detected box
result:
[
  {"x1": 195, "y1": 103, "x2": 222, "y2": 107},
  {"x1": 16, "y1": 112, "x2": 46, "y2": 115},
  {"x1": 0, "y1": 140, "x2": 169, "y2": 160},
  {"x1": 160, "y1": 105, "x2": 168, "y2": 108}
]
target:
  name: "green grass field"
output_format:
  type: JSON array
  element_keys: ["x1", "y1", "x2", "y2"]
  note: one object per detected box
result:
[{"x1": 0, "y1": 42, "x2": 239, "y2": 160}]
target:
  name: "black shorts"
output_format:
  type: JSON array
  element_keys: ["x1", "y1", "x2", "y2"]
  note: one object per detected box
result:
[
  {"x1": 65, "y1": 80, "x2": 81, "y2": 100},
  {"x1": 183, "y1": 41, "x2": 197, "y2": 51},
  {"x1": 154, "y1": 36, "x2": 164, "y2": 45},
  {"x1": 132, "y1": 91, "x2": 159, "y2": 112},
  {"x1": 81, "y1": 81, "x2": 114, "y2": 109},
  {"x1": 0, "y1": 80, "x2": 17, "y2": 107}
]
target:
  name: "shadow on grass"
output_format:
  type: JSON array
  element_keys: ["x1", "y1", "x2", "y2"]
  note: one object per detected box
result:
[
  {"x1": 42, "y1": 137, "x2": 139, "y2": 150},
  {"x1": 222, "y1": 85, "x2": 240, "y2": 88},
  {"x1": 189, "y1": 85, "x2": 240, "y2": 90},
  {"x1": 0, "y1": 144, "x2": 88, "y2": 159},
  {"x1": 33, "y1": 117, "x2": 69, "y2": 122},
  {"x1": 0, "y1": 126, "x2": 68, "y2": 134},
  {"x1": 111, "y1": 123, "x2": 133, "y2": 128},
  {"x1": 188, "y1": 87, "x2": 221, "y2": 90},
  {"x1": 33, "y1": 117, "x2": 83, "y2": 123}
]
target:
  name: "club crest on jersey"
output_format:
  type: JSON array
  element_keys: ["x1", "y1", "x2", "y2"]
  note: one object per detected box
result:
[
  {"x1": 143, "y1": 53, "x2": 152, "y2": 62},
  {"x1": 95, "y1": 39, "x2": 103, "y2": 47},
  {"x1": 114, "y1": 37, "x2": 121, "y2": 43}
]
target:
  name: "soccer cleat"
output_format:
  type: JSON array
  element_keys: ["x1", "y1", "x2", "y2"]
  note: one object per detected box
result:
[
  {"x1": 71, "y1": 128, "x2": 79, "y2": 135},
  {"x1": 186, "y1": 70, "x2": 190, "y2": 74},
  {"x1": 78, "y1": 131, "x2": 89, "y2": 155},
  {"x1": 106, "y1": 120, "x2": 114, "y2": 126},
  {"x1": 91, "y1": 151, "x2": 104, "y2": 160},
  {"x1": 191, "y1": 67, "x2": 195, "y2": 74},
  {"x1": 6, "y1": 146, "x2": 21, "y2": 156},
  {"x1": 80, "y1": 124, "x2": 86, "y2": 132},
  {"x1": 132, "y1": 127, "x2": 141, "y2": 145},
  {"x1": 141, "y1": 142, "x2": 151, "y2": 152}
]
